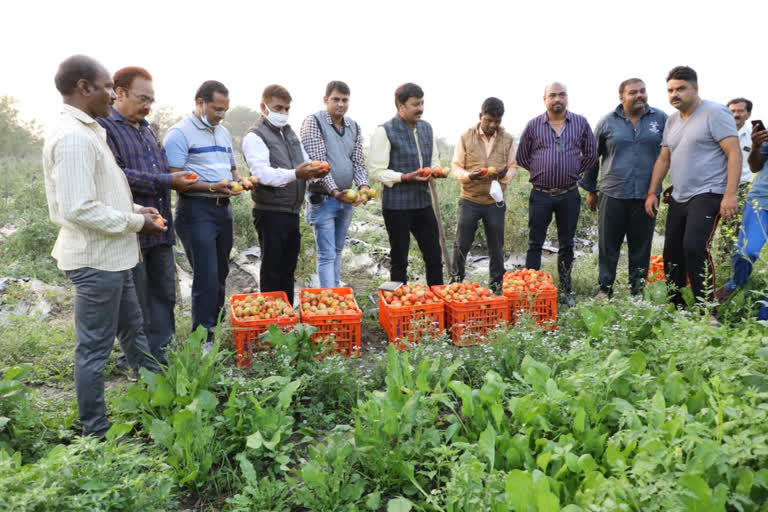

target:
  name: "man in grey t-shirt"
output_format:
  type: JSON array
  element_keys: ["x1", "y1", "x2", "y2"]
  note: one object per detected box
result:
[{"x1": 644, "y1": 66, "x2": 741, "y2": 308}]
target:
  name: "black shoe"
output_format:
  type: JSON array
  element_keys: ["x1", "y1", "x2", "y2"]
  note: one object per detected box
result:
[
  {"x1": 561, "y1": 292, "x2": 577, "y2": 308},
  {"x1": 714, "y1": 284, "x2": 734, "y2": 304}
]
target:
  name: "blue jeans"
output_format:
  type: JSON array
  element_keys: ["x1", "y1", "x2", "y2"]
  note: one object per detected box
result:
[
  {"x1": 727, "y1": 202, "x2": 768, "y2": 319},
  {"x1": 306, "y1": 196, "x2": 354, "y2": 287},
  {"x1": 175, "y1": 196, "x2": 233, "y2": 335}
]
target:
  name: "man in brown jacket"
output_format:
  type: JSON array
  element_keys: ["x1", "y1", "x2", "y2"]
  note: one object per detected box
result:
[{"x1": 450, "y1": 97, "x2": 517, "y2": 293}]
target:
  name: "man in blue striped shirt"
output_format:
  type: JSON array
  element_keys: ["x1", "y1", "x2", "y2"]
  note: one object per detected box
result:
[
  {"x1": 98, "y1": 66, "x2": 198, "y2": 366},
  {"x1": 164, "y1": 80, "x2": 246, "y2": 343},
  {"x1": 516, "y1": 82, "x2": 598, "y2": 306}
]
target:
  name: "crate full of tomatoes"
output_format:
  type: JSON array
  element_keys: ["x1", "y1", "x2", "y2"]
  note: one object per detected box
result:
[
  {"x1": 431, "y1": 282, "x2": 509, "y2": 346},
  {"x1": 299, "y1": 287, "x2": 362, "y2": 357},
  {"x1": 230, "y1": 292, "x2": 299, "y2": 367},
  {"x1": 502, "y1": 270, "x2": 557, "y2": 329},
  {"x1": 378, "y1": 283, "x2": 445, "y2": 350}
]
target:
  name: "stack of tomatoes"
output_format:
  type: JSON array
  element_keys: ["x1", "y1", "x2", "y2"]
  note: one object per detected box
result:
[
  {"x1": 300, "y1": 289, "x2": 360, "y2": 316},
  {"x1": 503, "y1": 270, "x2": 556, "y2": 299},
  {"x1": 415, "y1": 166, "x2": 449, "y2": 178},
  {"x1": 381, "y1": 283, "x2": 442, "y2": 308},
  {"x1": 232, "y1": 295, "x2": 296, "y2": 321},
  {"x1": 434, "y1": 282, "x2": 494, "y2": 303}
]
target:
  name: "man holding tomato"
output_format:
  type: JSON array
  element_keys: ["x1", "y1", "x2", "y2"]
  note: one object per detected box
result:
[
  {"x1": 450, "y1": 97, "x2": 517, "y2": 294},
  {"x1": 243, "y1": 84, "x2": 329, "y2": 304},
  {"x1": 300, "y1": 81, "x2": 371, "y2": 288},
  {"x1": 98, "y1": 66, "x2": 198, "y2": 366},
  {"x1": 369, "y1": 83, "x2": 446, "y2": 286},
  {"x1": 164, "y1": 80, "x2": 246, "y2": 345}
]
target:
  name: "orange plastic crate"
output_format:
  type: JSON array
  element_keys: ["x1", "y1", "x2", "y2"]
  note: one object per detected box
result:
[
  {"x1": 504, "y1": 288, "x2": 558, "y2": 330},
  {"x1": 378, "y1": 289, "x2": 445, "y2": 350},
  {"x1": 230, "y1": 292, "x2": 299, "y2": 368},
  {"x1": 299, "y1": 287, "x2": 362, "y2": 357},
  {"x1": 431, "y1": 285, "x2": 510, "y2": 346},
  {"x1": 647, "y1": 255, "x2": 665, "y2": 282},
  {"x1": 647, "y1": 255, "x2": 690, "y2": 285}
]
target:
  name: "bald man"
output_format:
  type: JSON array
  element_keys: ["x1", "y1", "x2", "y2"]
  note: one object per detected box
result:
[{"x1": 516, "y1": 82, "x2": 598, "y2": 306}]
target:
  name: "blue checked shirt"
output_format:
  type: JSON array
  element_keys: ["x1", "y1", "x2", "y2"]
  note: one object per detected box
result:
[{"x1": 98, "y1": 108, "x2": 174, "y2": 248}]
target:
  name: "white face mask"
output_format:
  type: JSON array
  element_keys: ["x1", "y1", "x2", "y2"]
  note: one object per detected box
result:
[{"x1": 265, "y1": 105, "x2": 289, "y2": 128}]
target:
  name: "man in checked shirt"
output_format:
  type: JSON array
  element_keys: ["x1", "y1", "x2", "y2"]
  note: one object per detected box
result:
[
  {"x1": 516, "y1": 82, "x2": 598, "y2": 307},
  {"x1": 300, "y1": 81, "x2": 371, "y2": 287},
  {"x1": 98, "y1": 67, "x2": 198, "y2": 366}
]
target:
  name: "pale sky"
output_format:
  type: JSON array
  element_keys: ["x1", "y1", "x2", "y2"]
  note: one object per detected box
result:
[{"x1": 4, "y1": 0, "x2": 768, "y2": 153}]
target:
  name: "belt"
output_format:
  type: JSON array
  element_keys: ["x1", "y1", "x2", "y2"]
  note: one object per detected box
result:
[
  {"x1": 532, "y1": 184, "x2": 578, "y2": 196},
  {"x1": 181, "y1": 194, "x2": 230, "y2": 206}
]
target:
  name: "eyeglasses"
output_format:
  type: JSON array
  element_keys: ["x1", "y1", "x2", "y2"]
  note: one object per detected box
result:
[
  {"x1": 128, "y1": 90, "x2": 155, "y2": 105},
  {"x1": 555, "y1": 136, "x2": 564, "y2": 153}
]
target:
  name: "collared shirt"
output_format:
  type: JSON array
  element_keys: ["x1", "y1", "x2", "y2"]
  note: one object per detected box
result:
[
  {"x1": 97, "y1": 108, "x2": 174, "y2": 248},
  {"x1": 515, "y1": 111, "x2": 598, "y2": 189},
  {"x1": 163, "y1": 114, "x2": 236, "y2": 186},
  {"x1": 43, "y1": 104, "x2": 145, "y2": 272},
  {"x1": 369, "y1": 125, "x2": 440, "y2": 188},
  {"x1": 579, "y1": 105, "x2": 668, "y2": 200},
  {"x1": 451, "y1": 124, "x2": 517, "y2": 184},
  {"x1": 738, "y1": 123, "x2": 754, "y2": 183},
  {"x1": 299, "y1": 110, "x2": 368, "y2": 193},
  {"x1": 242, "y1": 129, "x2": 310, "y2": 187}
]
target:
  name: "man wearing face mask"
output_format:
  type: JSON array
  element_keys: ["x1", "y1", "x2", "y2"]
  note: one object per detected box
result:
[
  {"x1": 450, "y1": 97, "x2": 517, "y2": 293},
  {"x1": 164, "y1": 80, "x2": 245, "y2": 344},
  {"x1": 369, "y1": 82, "x2": 446, "y2": 286},
  {"x1": 243, "y1": 84, "x2": 329, "y2": 305},
  {"x1": 579, "y1": 78, "x2": 667, "y2": 298},
  {"x1": 97, "y1": 66, "x2": 198, "y2": 367}
]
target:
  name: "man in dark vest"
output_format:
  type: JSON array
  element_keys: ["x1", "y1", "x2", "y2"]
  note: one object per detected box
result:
[
  {"x1": 300, "y1": 80, "x2": 371, "y2": 288},
  {"x1": 450, "y1": 97, "x2": 517, "y2": 293},
  {"x1": 369, "y1": 82, "x2": 446, "y2": 285},
  {"x1": 242, "y1": 84, "x2": 328, "y2": 304}
]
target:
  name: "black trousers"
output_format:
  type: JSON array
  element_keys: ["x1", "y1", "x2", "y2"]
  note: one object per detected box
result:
[
  {"x1": 253, "y1": 209, "x2": 300, "y2": 305},
  {"x1": 382, "y1": 206, "x2": 444, "y2": 286},
  {"x1": 663, "y1": 192, "x2": 722, "y2": 306},
  {"x1": 597, "y1": 195, "x2": 656, "y2": 295},
  {"x1": 451, "y1": 199, "x2": 506, "y2": 291},
  {"x1": 525, "y1": 188, "x2": 581, "y2": 293}
]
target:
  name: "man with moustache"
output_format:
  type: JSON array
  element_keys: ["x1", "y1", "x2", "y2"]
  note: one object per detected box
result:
[
  {"x1": 728, "y1": 98, "x2": 755, "y2": 191},
  {"x1": 516, "y1": 82, "x2": 598, "y2": 306},
  {"x1": 369, "y1": 82, "x2": 446, "y2": 286},
  {"x1": 300, "y1": 81, "x2": 371, "y2": 288},
  {"x1": 716, "y1": 98, "x2": 755, "y2": 256},
  {"x1": 243, "y1": 85, "x2": 329, "y2": 304},
  {"x1": 450, "y1": 97, "x2": 517, "y2": 293},
  {"x1": 644, "y1": 66, "x2": 741, "y2": 308},
  {"x1": 98, "y1": 67, "x2": 198, "y2": 366},
  {"x1": 43, "y1": 55, "x2": 163, "y2": 437},
  {"x1": 580, "y1": 78, "x2": 668, "y2": 298},
  {"x1": 164, "y1": 80, "x2": 247, "y2": 344}
]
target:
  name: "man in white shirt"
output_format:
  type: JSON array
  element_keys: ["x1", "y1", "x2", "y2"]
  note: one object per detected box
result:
[
  {"x1": 718, "y1": 97, "x2": 755, "y2": 256},
  {"x1": 242, "y1": 85, "x2": 328, "y2": 304},
  {"x1": 728, "y1": 98, "x2": 754, "y2": 187},
  {"x1": 43, "y1": 55, "x2": 164, "y2": 438}
]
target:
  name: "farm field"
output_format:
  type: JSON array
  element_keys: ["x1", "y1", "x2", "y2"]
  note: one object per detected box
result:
[{"x1": 1, "y1": 104, "x2": 768, "y2": 511}]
